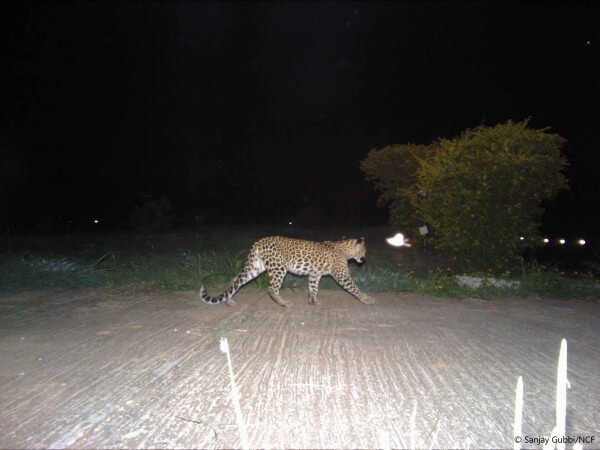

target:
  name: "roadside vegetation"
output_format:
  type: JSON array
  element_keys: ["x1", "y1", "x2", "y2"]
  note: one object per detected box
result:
[
  {"x1": 3, "y1": 120, "x2": 595, "y2": 300},
  {"x1": 361, "y1": 119, "x2": 569, "y2": 273},
  {"x1": 1, "y1": 226, "x2": 598, "y2": 300}
]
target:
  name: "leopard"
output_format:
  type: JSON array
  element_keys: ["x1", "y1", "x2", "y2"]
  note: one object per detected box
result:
[{"x1": 199, "y1": 236, "x2": 376, "y2": 307}]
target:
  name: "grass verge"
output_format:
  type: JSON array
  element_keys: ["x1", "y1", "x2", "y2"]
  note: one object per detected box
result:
[{"x1": 1, "y1": 226, "x2": 598, "y2": 299}]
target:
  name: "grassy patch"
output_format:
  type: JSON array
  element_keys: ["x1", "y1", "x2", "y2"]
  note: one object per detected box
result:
[{"x1": 1, "y1": 226, "x2": 598, "y2": 299}]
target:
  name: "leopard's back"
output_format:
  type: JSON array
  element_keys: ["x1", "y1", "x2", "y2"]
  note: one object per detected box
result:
[{"x1": 253, "y1": 236, "x2": 338, "y2": 276}]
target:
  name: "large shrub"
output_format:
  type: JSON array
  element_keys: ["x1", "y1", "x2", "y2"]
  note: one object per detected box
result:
[
  {"x1": 360, "y1": 143, "x2": 435, "y2": 230},
  {"x1": 362, "y1": 120, "x2": 568, "y2": 272}
]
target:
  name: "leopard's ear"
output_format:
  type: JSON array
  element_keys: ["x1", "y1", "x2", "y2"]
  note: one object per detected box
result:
[{"x1": 356, "y1": 237, "x2": 364, "y2": 244}]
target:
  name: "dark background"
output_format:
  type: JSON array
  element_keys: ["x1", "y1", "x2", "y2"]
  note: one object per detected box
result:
[{"x1": 1, "y1": 1, "x2": 598, "y2": 233}]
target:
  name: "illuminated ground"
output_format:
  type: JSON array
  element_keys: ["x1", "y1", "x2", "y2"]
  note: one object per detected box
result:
[{"x1": 1, "y1": 288, "x2": 599, "y2": 448}]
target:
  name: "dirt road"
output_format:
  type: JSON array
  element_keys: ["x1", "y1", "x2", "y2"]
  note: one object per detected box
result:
[{"x1": 1, "y1": 288, "x2": 599, "y2": 449}]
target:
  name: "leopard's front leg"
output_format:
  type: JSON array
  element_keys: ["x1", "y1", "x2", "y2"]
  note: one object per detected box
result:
[{"x1": 331, "y1": 266, "x2": 376, "y2": 304}]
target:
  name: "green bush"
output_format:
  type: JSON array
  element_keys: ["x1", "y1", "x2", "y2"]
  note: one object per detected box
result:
[
  {"x1": 360, "y1": 143, "x2": 435, "y2": 230},
  {"x1": 362, "y1": 120, "x2": 568, "y2": 272}
]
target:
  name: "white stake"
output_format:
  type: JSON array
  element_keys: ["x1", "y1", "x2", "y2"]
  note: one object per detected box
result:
[
  {"x1": 377, "y1": 429, "x2": 390, "y2": 450},
  {"x1": 555, "y1": 339, "x2": 568, "y2": 450},
  {"x1": 220, "y1": 337, "x2": 250, "y2": 450},
  {"x1": 409, "y1": 400, "x2": 417, "y2": 450},
  {"x1": 513, "y1": 376, "x2": 523, "y2": 450}
]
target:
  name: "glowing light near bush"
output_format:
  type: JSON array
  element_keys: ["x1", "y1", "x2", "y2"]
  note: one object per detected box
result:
[
  {"x1": 578, "y1": 239, "x2": 586, "y2": 246},
  {"x1": 386, "y1": 232, "x2": 411, "y2": 247},
  {"x1": 543, "y1": 238, "x2": 549, "y2": 244},
  {"x1": 559, "y1": 239, "x2": 566, "y2": 245}
]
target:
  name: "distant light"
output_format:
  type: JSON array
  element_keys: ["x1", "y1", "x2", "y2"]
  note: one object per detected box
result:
[
  {"x1": 559, "y1": 239, "x2": 566, "y2": 245},
  {"x1": 519, "y1": 236, "x2": 525, "y2": 241},
  {"x1": 288, "y1": 221, "x2": 293, "y2": 225},
  {"x1": 543, "y1": 238, "x2": 549, "y2": 244},
  {"x1": 578, "y1": 239, "x2": 586, "y2": 246},
  {"x1": 93, "y1": 219, "x2": 99, "y2": 224},
  {"x1": 386, "y1": 232, "x2": 411, "y2": 247}
]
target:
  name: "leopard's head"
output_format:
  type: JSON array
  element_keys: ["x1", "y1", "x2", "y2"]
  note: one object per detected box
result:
[{"x1": 341, "y1": 237, "x2": 367, "y2": 264}]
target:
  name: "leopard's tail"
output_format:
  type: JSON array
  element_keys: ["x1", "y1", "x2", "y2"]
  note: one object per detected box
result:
[{"x1": 199, "y1": 252, "x2": 265, "y2": 305}]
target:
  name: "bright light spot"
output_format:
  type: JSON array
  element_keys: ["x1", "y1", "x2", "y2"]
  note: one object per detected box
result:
[
  {"x1": 519, "y1": 236, "x2": 525, "y2": 241},
  {"x1": 93, "y1": 219, "x2": 99, "y2": 224},
  {"x1": 578, "y1": 239, "x2": 586, "y2": 246},
  {"x1": 386, "y1": 233, "x2": 411, "y2": 247},
  {"x1": 543, "y1": 238, "x2": 549, "y2": 244},
  {"x1": 288, "y1": 221, "x2": 293, "y2": 225},
  {"x1": 559, "y1": 239, "x2": 566, "y2": 245}
]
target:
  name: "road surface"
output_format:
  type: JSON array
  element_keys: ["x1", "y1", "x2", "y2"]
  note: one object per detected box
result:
[{"x1": 1, "y1": 288, "x2": 599, "y2": 448}]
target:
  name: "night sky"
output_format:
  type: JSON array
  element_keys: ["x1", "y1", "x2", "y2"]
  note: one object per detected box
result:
[{"x1": 1, "y1": 1, "x2": 599, "y2": 232}]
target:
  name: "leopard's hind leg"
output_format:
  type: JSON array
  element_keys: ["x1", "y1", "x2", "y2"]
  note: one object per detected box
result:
[
  {"x1": 266, "y1": 265, "x2": 289, "y2": 307},
  {"x1": 308, "y1": 273, "x2": 321, "y2": 304}
]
